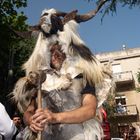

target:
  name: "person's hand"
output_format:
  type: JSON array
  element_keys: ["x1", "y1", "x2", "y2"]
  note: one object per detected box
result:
[
  {"x1": 29, "y1": 108, "x2": 47, "y2": 133},
  {"x1": 44, "y1": 108, "x2": 57, "y2": 123},
  {"x1": 29, "y1": 108, "x2": 57, "y2": 133}
]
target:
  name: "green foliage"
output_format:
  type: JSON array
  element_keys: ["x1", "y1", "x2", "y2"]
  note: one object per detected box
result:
[
  {"x1": 137, "y1": 71, "x2": 140, "y2": 83},
  {"x1": 103, "y1": 94, "x2": 116, "y2": 119},
  {"x1": 13, "y1": 38, "x2": 35, "y2": 78},
  {"x1": 136, "y1": 71, "x2": 140, "y2": 92},
  {"x1": 86, "y1": 0, "x2": 140, "y2": 20},
  {"x1": 0, "y1": 0, "x2": 35, "y2": 103},
  {"x1": 0, "y1": 0, "x2": 27, "y2": 27},
  {"x1": 102, "y1": 0, "x2": 140, "y2": 18}
]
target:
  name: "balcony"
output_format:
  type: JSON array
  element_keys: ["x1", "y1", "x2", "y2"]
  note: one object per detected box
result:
[
  {"x1": 110, "y1": 104, "x2": 139, "y2": 123},
  {"x1": 113, "y1": 71, "x2": 135, "y2": 91},
  {"x1": 113, "y1": 71, "x2": 134, "y2": 83}
]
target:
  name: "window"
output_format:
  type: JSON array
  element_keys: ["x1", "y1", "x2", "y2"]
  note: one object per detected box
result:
[
  {"x1": 112, "y1": 64, "x2": 122, "y2": 74},
  {"x1": 115, "y1": 96, "x2": 126, "y2": 105}
]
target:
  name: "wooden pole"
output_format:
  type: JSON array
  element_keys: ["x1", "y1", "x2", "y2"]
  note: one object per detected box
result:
[{"x1": 37, "y1": 77, "x2": 42, "y2": 140}]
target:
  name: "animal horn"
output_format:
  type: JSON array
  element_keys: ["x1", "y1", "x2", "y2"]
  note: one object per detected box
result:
[
  {"x1": 62, "y1": 10, "x2": 78, "y2": 24},
  {"x1": 10, "y1": 25, "x2": 40, "y2": 39},
  {"x1": 75, "y1": 0, "x2": 107, "y2": 23}
]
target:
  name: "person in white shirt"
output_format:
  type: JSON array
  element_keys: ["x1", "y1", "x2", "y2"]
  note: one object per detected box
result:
[{"x1": 0, "y1": 103, "x2": 17, "y2": 140}]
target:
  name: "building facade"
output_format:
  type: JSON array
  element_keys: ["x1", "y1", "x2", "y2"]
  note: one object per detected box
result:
[{"x1": 96, "y1": 47, "x2": 140, "y2": 139}]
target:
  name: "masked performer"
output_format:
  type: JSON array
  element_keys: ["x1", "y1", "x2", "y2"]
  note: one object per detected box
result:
[{"x1": 12, "y1": 1, "x2": 112, "y2": 139}]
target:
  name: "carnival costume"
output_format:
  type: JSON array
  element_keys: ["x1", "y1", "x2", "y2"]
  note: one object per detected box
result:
[{"x1": 12, "y1": 4, "x2": 113, "y2": 140}]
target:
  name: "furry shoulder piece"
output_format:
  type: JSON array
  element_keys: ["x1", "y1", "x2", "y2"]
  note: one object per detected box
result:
[
  {"x1": 11, "y1": 76, "x2": 37, "y2": 113},
  {"x1": 11, "y1": 69, "x2": 73, "y2": 113}
]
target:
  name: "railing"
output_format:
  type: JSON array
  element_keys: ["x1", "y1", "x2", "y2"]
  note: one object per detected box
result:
[
  {"x1": 114, "y1": 104, "x2": 139, "y2": 116},
  {"x1": 113, "y1": 71, "x2": 133, "y2": 83}
]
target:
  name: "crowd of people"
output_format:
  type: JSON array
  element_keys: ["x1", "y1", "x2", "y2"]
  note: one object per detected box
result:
[{"x1": 120, "y1": 125, "x2": 140, "y2": 140}]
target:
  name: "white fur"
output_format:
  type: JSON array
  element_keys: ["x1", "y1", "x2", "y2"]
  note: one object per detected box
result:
[
  {"x1": 22, "y1": 8, "x2": 113, "y2": 105},
  {"x1": 41, "y1": 8, "x2": 57, "y2": 16},
  {"x1": 11, "y1": 77, "x2": 32, "y2": 113},
  {"x1": 58, "y1": 20, "x2": 104, "y2": 84},
  {"x1": 41, "y1": 9, "x2": 57, "y2": 34},
  {"x1": 83, "y1": 118, "x2": 104, "y2": 140},
  {"x1": 58, "y1": 20, "x2": 85, "y2": 55},
  {"x1": 13, "y1": 8, "x2": 113, "y2": 140},
  {"x1": 23, "y1": 12, "x2": 104, "y2": 85},
  {"x1": 42, "y1": 73, "x2": 72, "y2": 91},
  {"x1": 23, "y1": 32, "x2": 58, "y2": 75},
  {"x1": 96, "y1": 78, "x2": 112, "y2": 108}
]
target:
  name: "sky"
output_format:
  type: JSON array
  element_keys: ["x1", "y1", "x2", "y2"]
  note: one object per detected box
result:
[{"x1": 21, "y1": 0, "x2": 140, "y2": 54}]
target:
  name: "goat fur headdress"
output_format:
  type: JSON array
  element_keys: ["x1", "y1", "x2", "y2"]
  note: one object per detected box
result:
[
  {"x1": 12, "y1": 0, "x2": 113, "y2": 113},
  {"x1": 11, "y1": 1, "x2": 115, "y2": 139}
]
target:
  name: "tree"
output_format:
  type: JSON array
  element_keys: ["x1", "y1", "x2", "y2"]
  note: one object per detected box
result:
[
  {"x1": 0, "y1": 0, "x2": 35, "y2": 105},
  {"x1": 136, "y1": 71, "x2": 140, "y2": 92},
  {"x1": 87, "y1": 0, "x2": 140, "y2": 19},
  {"x1": 102, "y1": 94, "x2": 116, "y2": 119},
  {"x1": 137, "y1": 71, "x2": 140, "y2": 83}
]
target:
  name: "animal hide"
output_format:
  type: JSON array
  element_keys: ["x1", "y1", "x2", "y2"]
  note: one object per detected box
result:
[
  {"x1": 12, "y1": 6, "x2": 113, "y2": 140},
  {"x1": 11, "y1": 69, "x2": 73, "y2": 113}
]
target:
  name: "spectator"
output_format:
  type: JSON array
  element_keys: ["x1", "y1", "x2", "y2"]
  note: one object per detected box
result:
[
  {"x1": 117, "y1": 102, "x2": 126, "y2": 114},
  {"x1": 129, "y1": 125, "x2": 137, "y2": 140},
  {"x1": 12, "y1": 112, "x2": 25, "y2": 140},
  {"x1": 12, "y1": 112, "x2": 24, "y2": 131}
]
